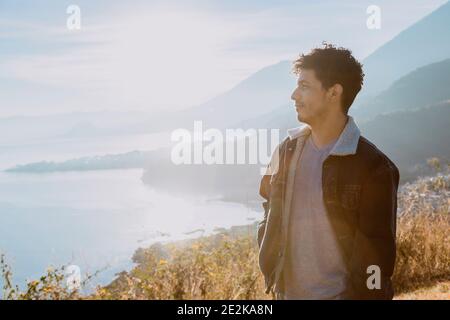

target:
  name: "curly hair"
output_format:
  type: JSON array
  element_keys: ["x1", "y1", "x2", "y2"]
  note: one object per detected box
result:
[{"x1": 293, "y1": 42, "x2": 364, "y2": 113}]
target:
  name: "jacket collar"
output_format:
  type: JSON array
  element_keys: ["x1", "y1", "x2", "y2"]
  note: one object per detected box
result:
[{"x1": 286, "y1": 115, "x2": 361, "y2": 156}]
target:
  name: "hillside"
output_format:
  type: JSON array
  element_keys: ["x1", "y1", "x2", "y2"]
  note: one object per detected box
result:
[
  {"x1": 352, "y1": 58, "x2": 450, "y2": 121},
  {"x1": 169, "y1": 1, "x2": 450, "y2": 129},
  {"x1": 361, "y1": 102, "x2": 450, "y2": 181},
  {"x1": 174, "y1": 61, "x2": 295, "y2": 129},
  {"x1": 358, "y1": 1, "x2": 450, "y2": 99}
]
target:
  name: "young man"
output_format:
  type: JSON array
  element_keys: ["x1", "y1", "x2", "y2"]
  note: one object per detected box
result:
[{"x1": 256, "y1": 43, "x2": 400, "y2": 300}]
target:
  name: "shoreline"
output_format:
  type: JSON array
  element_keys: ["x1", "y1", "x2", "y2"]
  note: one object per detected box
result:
[{"x1": 103, "y1": 221, "x2": 260, "y2": 290}]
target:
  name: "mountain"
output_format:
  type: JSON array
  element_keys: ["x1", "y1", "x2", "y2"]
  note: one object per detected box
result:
[
  {"x1": 172, "y1": 60, "x2": 295, "y2": 129},
  {"x1": 239, "y1": 56, "x2": 450, "y2": 129},
  {"x1": 0, "y1": 110, "x2": 161, "y2": 145},
  {"x1": 352, "y1": 58, "x2": 450, "y2": 120},
  {"x1": 361, "y1": 101, "x2": 450, "y2": 180},
  {"x1": 359, "y1": 1, "x2": 450, "y2": 100},
  {"x1": 4, "y1": 150, "x2": 157, "y2": 173},
  {"x1": 176, "y1": 1, "x2": 450, "y2": 129}
]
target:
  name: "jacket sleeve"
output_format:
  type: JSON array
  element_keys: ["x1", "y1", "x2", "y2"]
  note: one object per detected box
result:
[
  {"x1": 257, "y1": 174, "x2": 271, "y2": 249},
  {"x1": 256, "y1": 144, "x2": 281, "y2": 249},
  {"x1": 347, "y1": 161, "x2": 400, "y2": 299}
]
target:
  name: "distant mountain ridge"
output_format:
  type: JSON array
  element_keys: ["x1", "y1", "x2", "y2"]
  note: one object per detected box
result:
[
  {"x1": 352, "y1": 58, "x2": 450, "y2": 121},
  {"x1": 171, "y1": 1, "x2": 450, "y2": 129},
  {"x1": 174, "y1": 61, "x2": 295, "y2": 129},
  {"x1": 359, "y1": 1, "x2": 450, "y2": 99},
  {"x1": 236, "y1": 56, "x2": 450, "y2": 131}
]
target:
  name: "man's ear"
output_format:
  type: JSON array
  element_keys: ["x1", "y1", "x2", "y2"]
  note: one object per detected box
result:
[{"x1": 328, "y1": 83, "x2": 343, "y2": 101}]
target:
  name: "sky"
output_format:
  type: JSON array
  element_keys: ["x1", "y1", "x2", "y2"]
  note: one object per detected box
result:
[{"x1": 0, "y1": 0, "x2": 448, "y2": 117}]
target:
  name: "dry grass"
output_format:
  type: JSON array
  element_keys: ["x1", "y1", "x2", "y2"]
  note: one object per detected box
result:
[
  {"x1": 95, "y1": 232, "x2": 269, "y2": 300},
  {"x1": 393, "y1": 172, "x2": 450, "y2": 294},
  {"x1": 395, "y1": 281, "x2": 450, "y2": 300},
  {"x1": 393, "y1": 213, "x2": 450, "y2": 294}
]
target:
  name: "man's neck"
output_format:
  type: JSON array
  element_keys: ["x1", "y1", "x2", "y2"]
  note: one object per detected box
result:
[{"x1": 310, "y1": 113, "x2": 348, "y2": 149}]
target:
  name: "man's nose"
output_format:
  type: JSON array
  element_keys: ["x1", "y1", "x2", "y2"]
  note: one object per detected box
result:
[{"x1": 291, "y1": 88, "x2": 299, "y2": 101}]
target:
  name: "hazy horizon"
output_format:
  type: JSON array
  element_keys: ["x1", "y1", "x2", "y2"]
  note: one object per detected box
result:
[{"x1": 1, "y1": 0, "x2": 447, "y2": 117}]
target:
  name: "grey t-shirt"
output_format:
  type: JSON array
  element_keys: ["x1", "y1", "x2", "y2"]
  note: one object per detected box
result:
[{"x1": 282, "y1": 134, "x2": 348, "y2": 299}]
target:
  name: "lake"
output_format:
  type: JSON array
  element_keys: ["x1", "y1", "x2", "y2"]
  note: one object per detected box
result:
[{"x1": 0, "y1": 133, "x2": 261, "y2": 293}]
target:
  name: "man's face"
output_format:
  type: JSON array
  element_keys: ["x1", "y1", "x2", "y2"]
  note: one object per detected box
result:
[{"x1": 291, "y1": 69, "x2": 329, "y2": 125}]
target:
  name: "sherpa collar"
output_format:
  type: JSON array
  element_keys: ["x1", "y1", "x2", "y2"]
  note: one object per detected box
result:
[{"x1": 286, "y1": 115, "x2": 361, "y2": 156}]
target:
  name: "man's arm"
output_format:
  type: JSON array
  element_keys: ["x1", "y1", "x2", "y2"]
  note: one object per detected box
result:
[
  {"x1": 256, "y1": 143, "x2": 281, "y2": 249},
  {"x1": 257, "y1": 174, "x2": 271, "y2": 249},
  {"x1": 348, "y1": 161, "x2": 400, "y2": 299}
]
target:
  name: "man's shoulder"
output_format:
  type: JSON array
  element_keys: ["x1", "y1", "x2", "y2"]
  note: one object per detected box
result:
[
  {"x1": 356, "y1": 136, "x2": 399, "y2": 177},
  {"x1": 278, "y1": 135, "x2": 297, "y2": 151},
  {"x1": 270, "y1": 136, "x2": 295, "y2": 161}
]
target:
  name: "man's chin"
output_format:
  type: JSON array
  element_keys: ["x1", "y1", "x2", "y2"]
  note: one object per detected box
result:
[{"x1": 297, "y1": 113, "x2": 306, "y2": 123}]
